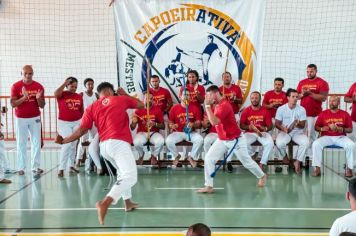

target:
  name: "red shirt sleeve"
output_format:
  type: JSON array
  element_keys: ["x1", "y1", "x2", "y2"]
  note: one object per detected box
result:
[
  {"x1": 80, "y1": 105, "x2": 94, "y2": 130},
  {"x1": 262, "y1": 92, "x2": 269, "y2": 106},
  {"x1": 122, "y1": 96, "x2": 138, "y2": 109},
  {"x1": 239, "y1": 108, "x2": 248, "y2": 126},
  {"x1": 165, "y1": 89, "x2": 173, "y2": 103},
  {"x1": 11, "y1": 84, "x2": 18, "y2": 98},
  {"x1": 169, "y1": 106, "x2": 175, "y2": 122},
  {"x1": 345, "y1": 112, "x2": 353, "y2": 129},
  {"x1": 296, "y1": 81, "x2": 302, "y2": 93},
  {"x1": 315, "y1": 113, "x2": 323, "y2": 128},
  {"x1": 345, "y1": 83, "x2": 356, "y2": 97},
  {"x1": 235, "y1": 85, "x2": 242, "y2": 99},
  {"x1": 319, "y1": 80, "x2": 329, "y2": 93},
  {"x1": 198, "y1": 85, "x2": 205, "y2": 98}
]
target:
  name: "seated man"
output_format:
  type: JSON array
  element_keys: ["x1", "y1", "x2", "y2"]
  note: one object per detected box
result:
[
  {"x1": 130, "y1": 92, "x2": 165, "y2": 165},
  {"x1": 240, "y1": 91, "x2": 273, "y2": 171},
  {"x1": 312, "y1": 96, "x2": 355, "y2": 177},
  {"x1": 166, "y1": 91, "x2": 203, "y2": 168},
  {"x1": 202, "y1": 107, "x2": 217, "y2": 158},
  {"x1": 275, "y1": 88, "x2": 309, "y2": 174}
]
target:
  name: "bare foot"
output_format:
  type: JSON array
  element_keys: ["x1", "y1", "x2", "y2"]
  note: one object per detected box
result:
[
  {"x1": 188, "y1": 157, "x2": 197, "y2": 168},
  {"x1": 282, "y1": 155, "x2": 289, "y2": 164},
  {"x1": 124, "y1": 199, "x2": 139, "y2": 212},
  {"x1": 294, "y1": 160, "x2": 301, "y2": 174},
  {"x1": 96, "y1": 197, "x2": 113, "y2": 225},
  {"x1": 345, "y1": 168, "x2": 353, "y2": 178},
  {"x1": 70, "y1": 167, "x2": 80, "y2": 173},
  {"x1": 257, "y1": 174, "x2": 267, "y2": 187},
  {"x1": 58, "y1": 170, "x2": 64, "y2": 177},
  {"x1": 150, "y1": 156, "x2": 158, "y2": 165},
  {"x1": 0, "y1": 179, "x2": 11, "y2": 184},
  {"x1": 311, "y1": 167, "x2": 321, "y2": 177},
  {"x1": 137, "y1": 156, "x2": 144, "y2": 165},
  {"x1": 172, "y1": 155, "x2": 181, "y2": 167},
  {"x1": 196, "y1": 186, "x2": 214, "y2": 193}
]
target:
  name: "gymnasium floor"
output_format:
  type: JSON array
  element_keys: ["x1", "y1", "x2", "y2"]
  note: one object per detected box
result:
[{"x1": 0, "y1": 142, "x2": 351, "y2": 236}]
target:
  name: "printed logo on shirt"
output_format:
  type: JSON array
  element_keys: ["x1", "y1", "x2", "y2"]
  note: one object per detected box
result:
[
  {"x1": 325, "y1": 118, "x2": 344, "y2": 126},
  {"x1": 153, "y1": 94, "x2": 165, "y2": 106},
  {"x1": 102, "y1": 98, "x2": 110, "y2": 106},
  {"x1": 65, "y1": 99, "x2": 81, "y2": 110},
  {"x1": 302, "y1": 84, "x2": 317, "y2": 92}
]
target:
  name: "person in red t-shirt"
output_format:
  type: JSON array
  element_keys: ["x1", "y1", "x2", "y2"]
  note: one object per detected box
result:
[
  {"x1": 240, "y1": 92, "x2": 273, "y2": 172},
  {"x1": 166, "y1": 90, "x2": 203, "y2": 168},
  {"x1": 219, "y1": 71, "x2": 243, "y2": 116},
  {"x1": 297, "y1": 64, "x2": 329, "y2": 160},
  {"x1": 344, "y1": 82, "x2": 356, "y2": 148},
  {"x1": 263, "y1": 77, "x2": 287, "y2": 119},
  {"x1": 54, "y1": 77, "x2": 84, "y2": 177},
  {"x1": 10, "y1": 65, "x2": 45, "y2": 176},
  {"x1": 149, "y1": 75, "x2": 173, "y2": 114},
  {"x1": 55, "y1": 82, "x2": 144, "y2": 225},
  {"x1": 0, "y1": 106, "x2": 11, "y2": 184},
  {"x1": 312, "y1": 96, "x2": 355, "y2": 177},
  {"x1": 178, "y1": 70, "x2": 205, "y2": 118},
  {"x1": 197, "y1": 85, "x2": 266, "y2": 194},
  {"x1": 130, "y1": 92, "x2": 165, "y2": 165}
]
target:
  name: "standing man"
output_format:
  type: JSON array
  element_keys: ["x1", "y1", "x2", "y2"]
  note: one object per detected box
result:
[
  {"x1": 297, "y1": 64, "x2": 329, "y2": 161},
  {"x1": 263, "y1": 77, "x2": 287, "y2": 120},
  {"x1": 344, "y1": 82, "x2": 356, "y2": 167},
  {"x1": 10, "y1": 65, "x2": 45, "y2": 175},
  {"x1": 329, "y1": 177, "x2": 356, "y2": 235},
  {"x1": 240, "y1": 92, "x2": 274, "y2": 171},
  {"x1": 55, "y1": 82, "x2": 144, "y2": 225},
  {"x1": 197, "y1": 85, "x2": 266, "y2": 193},
  {"x1": 0, "y1": 106, "x2": 11, "y2": 184},
  {"x1": 149, "y1": 75, "x2": 173, "y2": 114},
  {"x1": 166, "y1": 91, "x2": 203, "y2": 168},
  {"x1": 130, "y1": 92, "x2": 165, "y2": 165},
  {"x1": 219, "y1": 71, "x2": 243, "y2": 118},
  {"x1": 312, "y1": 96, "x2": 354, "y2": 177},
  {"x1": 275, "y1": 89, "x2": 309, "y2": 174},
  {"x1": 178, "y1": 70, "x2": 205, "y2": 118},
  {"x1": 54, "y1": 77, "x2": 84, "y2": 177}
]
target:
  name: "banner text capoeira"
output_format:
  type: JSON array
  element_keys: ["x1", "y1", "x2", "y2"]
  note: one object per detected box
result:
[{"x1": 113, "y1": 0, "x2": 265, "y2": 105}]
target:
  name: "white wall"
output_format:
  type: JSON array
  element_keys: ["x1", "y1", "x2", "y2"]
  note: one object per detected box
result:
[{"x1": 1, "y1": 0, "x2": 355, "y2": 95}]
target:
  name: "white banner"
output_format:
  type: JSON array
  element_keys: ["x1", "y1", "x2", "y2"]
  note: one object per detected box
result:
[{"x1": 113, "y1": 0, "x2": 265, "y2": 105}]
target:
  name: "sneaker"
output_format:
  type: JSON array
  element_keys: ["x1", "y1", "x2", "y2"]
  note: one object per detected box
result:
[{"x1": 227, "y1": 162, "x2": 233, "y2": 173}]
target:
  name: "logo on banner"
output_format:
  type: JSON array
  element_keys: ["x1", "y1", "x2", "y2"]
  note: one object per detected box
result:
[{"x1": 121, "y1": 3, "x2": 257, "y2": 102}]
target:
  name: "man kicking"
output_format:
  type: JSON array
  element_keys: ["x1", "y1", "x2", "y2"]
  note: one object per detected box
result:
[
  {"x1": 55, "y1": 82, "x2": 144, "y2": 225},
  {"x1": 197, "y1": 85, "x2": 266, "y2": 193}
]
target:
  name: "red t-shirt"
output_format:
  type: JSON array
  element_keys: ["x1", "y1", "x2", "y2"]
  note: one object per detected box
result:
[
  {"x1": 213, "y1": 99, "x2": 241, "y2": 140},
  {"x1": 219, "y1": 84, "x2": 243, "y2": 114},
  {"x1": 149, "y1": 87, "x2": 172, "y2": 113},
  {"x1": 169, "y1": 104, "x2": 202, "y2": 132},
  {"x1": 134, "y1": 106, "x2": 164, "y2": 133},
  {"x1": 11, "y1": 80, "x2": 44, "y2": 118},
  {"x1": 262, "y1": 90, "x2": 287, "y2": 118},
  {"x1": 240, "y1": 106, "x2": 272, "y2": 133},
  {"x1": 80, "y1": 96, "x2": 138, "y2": 143},
  {"x1": 315, "y1": 109, "x2": 352, "y2": 136},
  {"x1": 297, "y1": 77, "x2": 329, "y2": 117},
  {"x1": 203, "y1": 111, "x2": 216, "y2": 133},
  {"x1": 345, "y1": 82, "x2": 356, "y2": 122},
  {"x1": 57, "y1": 91, "x2": 83, "y2": 122},
  {"x1": 179, "y1": 83, "x2": 205, "y2": 116}
]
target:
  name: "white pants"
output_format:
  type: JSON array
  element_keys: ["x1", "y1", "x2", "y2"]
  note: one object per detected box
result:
[
  {"x1": 204, "y1": 135, "x2": 264, "y2": 187},
  {"x1": 0, "y1": 140, "x2": 5, "y2": 180},
  {"x1": 85, "y1": 133, "x2": 102, "y2": 171},
  {"x1": 99, "y1": 139, "x2": 137, "y2": 205},
  {"x1": 276, "y1": 131, "x2": 309, "y2": 162},
  {"x1": 305, "y1": 116, "x2": 317, "y2": 158},
  {"x1": 76, "y1": 125, "x2": 97, "y2": 161},
  {"x1": 166, "y1": 132, "x2": 203, "y2": 160},
  {"x1": 57, "y1": 120, "x2": 80, "y2": 171},
  {"x1": 133, "y1": 132, "x2": 164, "y2": 157},
  {"x1": 244, "y1": 132, "x2": 274, "y2": 165},
  {"x1": 312, "y1": 136, "x2": 355, "y2": 169},
  {"x1": 203, "y1": 132, "x2": 218, "y2": 154},
  {"x1": 15, "y1": 116, "x2": 41, "y2": 171}
]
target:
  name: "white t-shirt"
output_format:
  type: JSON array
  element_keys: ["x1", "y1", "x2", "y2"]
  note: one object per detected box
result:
[
  {"x1": 275, "y1": 103, "x2": 307, "y2": 134},
  {"x1": 330, "y1": 211, "x2": 356, "y2": 236},
  {"x1": 83, "y1": 92, "x2": 97, "y2": 110}
]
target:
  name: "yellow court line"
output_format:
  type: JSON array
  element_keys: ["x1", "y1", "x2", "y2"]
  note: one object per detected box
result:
[{"x1": 0, "y1": 232, "x2": 329, "y2": 236}]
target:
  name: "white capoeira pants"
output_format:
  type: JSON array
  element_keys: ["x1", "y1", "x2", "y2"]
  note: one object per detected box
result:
[
  {"x1": 244, "y1": 132, "x2": 274, "y2": 165},
  {"x1": 84, "y1": 133, "x2": 102, "y2": 171},
  {"x1": 133, "y1": 132, "x2": 164, "y2": 158},
  {"x1": 276, "y1": 131, "x2": 309, "y2": 162},
  {"x1": 15, "y1": 116, "x2": 41, "y2": 171},
  {"x1": 99, "y1": 139, "x2": 137, "y2": 204},
  {"x1": 203, "y1": 132, "x2": 218, "y2": 155},
  {"x1": 305, "y1": 116, "x2": 317, "y2": 159},
  {"x1": 57, "y1": 120, "x2": 80, "y2": 171},
  {"x1": 312, "y1": 136, "x2": 355, "y2": 169},
  {"x1": 204, "y1": 135, "x2": 265, "y2": 187},
  {"x1": 76, "y1": 125, "x2": 97, "y2": 161},
  {"x1": 166, "y1": 132, "x2": 203, "y2": 160}
]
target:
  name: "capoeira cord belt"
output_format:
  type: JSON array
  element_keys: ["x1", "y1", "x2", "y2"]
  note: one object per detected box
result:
[
  {"x1": 182, "y1": 74, "x2": 191, "y2": 141},
  {"x1": 210, "y1": 137, "x2": 239, "y2": 178}
]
